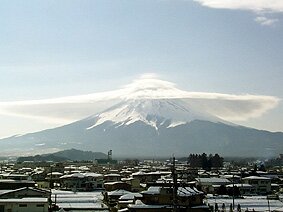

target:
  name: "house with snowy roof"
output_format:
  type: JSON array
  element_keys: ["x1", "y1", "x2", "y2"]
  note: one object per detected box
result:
[
  {"x1": 242, "y1": 176, "x2": 271, "y2": 194},
  {"x1": 104, "y1": 173, "x2": 122, "y2": 182},
  {"x1": 0, "y1": 187, "x2": 50, "y2": 212},
  {"x1": 196, "y1": 177, "x2": 231, "y2": 193},
  {"x1": 127, "y1": 186, "x2": 208, "y2": 212},
  {"x1": 60, "y1": 172, "x2": 103, "y2": 191}
]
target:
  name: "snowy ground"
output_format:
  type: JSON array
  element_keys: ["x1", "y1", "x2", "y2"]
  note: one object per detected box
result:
[
  {"x1": 50, "y1": 190, "x2": 283, "y2": 211},
  {"x1": 206, "y1": 195, "x2": 283, "y2": 211}
]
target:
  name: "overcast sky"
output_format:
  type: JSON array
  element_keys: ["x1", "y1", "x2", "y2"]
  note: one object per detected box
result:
[{"x1": 1, "y1": 0, "x2": 283, "y2": 138}]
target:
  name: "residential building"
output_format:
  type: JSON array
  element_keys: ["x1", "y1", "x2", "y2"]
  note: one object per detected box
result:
[
  {"x1": 60, "y1": 172, "x2": 103, "y2": 191},
  {"x1": 242, "y1": 176, "x2": 271, "y2": 194}
]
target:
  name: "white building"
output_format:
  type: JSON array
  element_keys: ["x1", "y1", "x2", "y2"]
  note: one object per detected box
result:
[{"x1": 242, "y1": 176, "x2": 271, "y2": 194}]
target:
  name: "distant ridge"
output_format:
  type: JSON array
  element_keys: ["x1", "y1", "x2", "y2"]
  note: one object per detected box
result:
[{"x1": 17, "y1": 149, "x2": 107, "y2": 162}]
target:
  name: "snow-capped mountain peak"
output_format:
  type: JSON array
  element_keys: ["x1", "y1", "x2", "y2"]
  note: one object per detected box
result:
[{"x1": 87, "y1": 98, "x2": 226, "y2": 130}]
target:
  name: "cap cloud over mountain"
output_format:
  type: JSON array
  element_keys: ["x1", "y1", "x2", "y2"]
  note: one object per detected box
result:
[
  {"x1": 0, "y1": 76, "x2": 279, "y2": 125},
  {"x1": 0, "y1": 76, "x2": 281, "y2": 158}
]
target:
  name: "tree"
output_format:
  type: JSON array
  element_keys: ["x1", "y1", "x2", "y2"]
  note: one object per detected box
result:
[
  {"x1": 218, "y1": 185, "x2": 227, "y2": 195},
  {"x1": 188, "y1": 153, "x2": 223, "y2": 169},
  {"x1": 211, "y1": 154, "x2": 224, "y2": 168},
  {"x1": 258, "y1": 164, "x2": 266, "y2": 172},
  {"x1": 201, "y1": 153, "x2": 209, "y2": 170}
]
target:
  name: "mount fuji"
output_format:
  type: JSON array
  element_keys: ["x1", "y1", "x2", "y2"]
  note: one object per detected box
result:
[
  {"x1": 86, "y1": 99, "x2": 227, "y2": 131},
  {"x1": 1, "y1": 97, "x2": 283, "y2": 158}
]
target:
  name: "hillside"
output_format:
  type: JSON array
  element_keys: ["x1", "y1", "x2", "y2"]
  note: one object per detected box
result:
[{"x1": 17, "y1": 149, "x2": 107, "y2": 162}]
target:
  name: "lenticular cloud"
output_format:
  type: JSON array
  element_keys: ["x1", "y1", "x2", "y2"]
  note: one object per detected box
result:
[
  {"x1": 193, "y1": 0, "x2": 283, "y2": 26},
  {"x1": 193, "y1": 0, "x2": 283, "y2": 13},
  {"x1": 0, "y1": 76, "x2": 279, "y2": 123}
]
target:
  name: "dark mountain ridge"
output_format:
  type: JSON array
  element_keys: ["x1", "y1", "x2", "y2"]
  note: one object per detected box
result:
[{"x1": 17, "y1": 148, "x2": 107, "y2": 162}]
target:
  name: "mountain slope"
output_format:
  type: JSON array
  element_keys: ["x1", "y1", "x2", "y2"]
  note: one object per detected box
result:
[
  {"x1": 17, "y1": 149, "x2": 107, "y2": 162},
  {"x1": 0, "y1": 99, "x2": 282, "y2": 158},
  {"x1": 87, "y1": 99, "x2": 228, "y2": 130}
]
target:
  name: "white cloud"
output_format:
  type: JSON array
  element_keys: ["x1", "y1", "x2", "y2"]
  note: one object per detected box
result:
[
  {"x1": 254, "y1": 16, "x2": 278, "y2": 26},
  {"x1": 193, "y1": 0, "x2": 282, "y2": 25},
  {"x1": 0, "y1": 76, "x2": 279, "y2": 123},
  {"x1": 193, "y1": 0, "x2": 283, "y2": 12}
]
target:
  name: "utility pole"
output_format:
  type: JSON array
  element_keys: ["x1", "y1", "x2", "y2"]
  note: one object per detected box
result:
[
  {"x1": 49, "y1": 165, "x2": 53, "y2": 211},
  {"x1": 50, "y1": 165, "x2": 53, "y2": 189},
  {"x1": 108, "y1": 150, "x2": 112, "y2": 172},
  {"x1": 108, "y1": 150, "x2": 112, "y2": 161},
  {"x1": 232, "y1": 174, "x2": 235, "y2": 210},
  {"x1": 172, "y1": 156, "x2": 178, "y2": 212},
  {"x1": 267, "y1": 197, "x2": 271, "y2": 212}
]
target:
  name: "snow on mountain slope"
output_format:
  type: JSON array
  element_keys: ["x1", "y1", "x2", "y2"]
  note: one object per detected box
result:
[{"x1": 86, "y1": 98, "x2": 228, "y2": 130}]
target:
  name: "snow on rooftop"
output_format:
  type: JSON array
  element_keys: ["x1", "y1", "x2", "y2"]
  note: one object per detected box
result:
[
  {"x1": 0, "y1": 198, "x2": 48, "y2": 203},
  {"x1": 128, "y1": 200, "x2": 174, "y2": 209},
  {"x1": 242, "y1": 176, "x2": 271, "y2": 180},
  {"x1": 51, "y1": 190, "x2": 105, "y2": 210},
  {"x1": 197, "y1": 177, "x2": 231, "y2": 183},
  {"x1": 177, "y1": 187, "x2": 203, "y2": 196},
  {"x1": 56, "y1": 202, "x2": 108, "y2": 210},
  {"x1": 60, "y1": 172, "x2": 102, "y2": 179},
  {"x1": 132, "y1": 171, "x2": 146, "y2": 176},
  {"x1": 140, "y1": 186, "x2": 160, "y2": 195},
  {"x1": 226, "y1": 184, "x2": 253, "y2": 188},
  {"x1": 104, "y1": 173, "x2": 121, "y2": 177},
  {"x1": 119, "y1": 193, "x2": 143, "y2": 200},
  {"x1": 141, "y1": 186, "x2": 202, "y2": 196},
  {"x1": 108, "y1": 189, "x2": 131, "y2": 197}
]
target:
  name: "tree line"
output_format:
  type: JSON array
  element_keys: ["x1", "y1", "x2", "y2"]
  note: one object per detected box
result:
[{"x1": 188, "y1": 153, "x2": 223, "y2": 170}]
